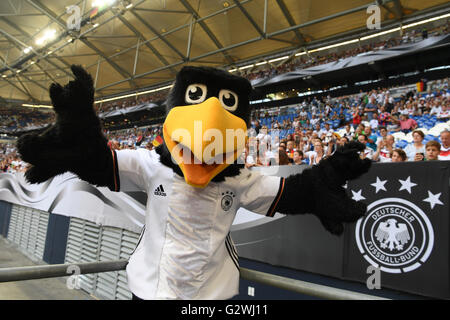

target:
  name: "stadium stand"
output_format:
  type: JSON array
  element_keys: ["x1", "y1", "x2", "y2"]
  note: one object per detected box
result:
[{"x1": 1, "y1": 0, "x2": 450, "y2": 302}]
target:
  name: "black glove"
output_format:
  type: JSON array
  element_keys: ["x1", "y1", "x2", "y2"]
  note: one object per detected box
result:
[
  {"x1": 275, "y1": 141, "x2": 371, "y2": 235},
  {"x1": 17, "y1": 65, "x2": 114, "y2": 188}
]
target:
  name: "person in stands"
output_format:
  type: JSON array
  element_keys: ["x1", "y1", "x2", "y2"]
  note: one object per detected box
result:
[
  {"x1": 439, "y1": 130, "x2": 450, "y2": 160},
  {"x1": 425, "y1": 140, "x2": 441, "y2": 161},
  {"x1": 391, "y1": 149, "x2": 407, "y2": 162},
  {"x1": 403, "y1": 130, "x2": 425, "y2": 161}
]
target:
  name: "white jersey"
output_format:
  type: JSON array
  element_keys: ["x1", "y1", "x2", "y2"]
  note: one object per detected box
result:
[
  {"x1": 114, "y1": 149, "x2": 283, "y2": 300},
  {"x1": 378, "y1": 147, "x2": 391, "y2": 162},
  {"x1": 439, "y1": 146, "x2": 450, "y2": 160}
]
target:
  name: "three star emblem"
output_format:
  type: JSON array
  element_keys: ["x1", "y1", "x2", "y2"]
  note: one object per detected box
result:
[{"x1": 351, "y1": 176, "x2": 444, "y2": 210}]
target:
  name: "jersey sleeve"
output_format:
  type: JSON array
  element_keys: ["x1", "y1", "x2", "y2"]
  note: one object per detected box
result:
[
  {"x1": 238, "y1": 170, "x2": 285, "y2": 217},
  {"x1": 113, "y1": 148, "x2": 157, "y2": 193}
]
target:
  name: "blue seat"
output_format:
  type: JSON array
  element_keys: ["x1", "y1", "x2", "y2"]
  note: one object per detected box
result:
[
  {"x1": 396, "y1": 140, "x2": 408, "y2": 149},
  {"x1": 425, "y1": 134, "x2": 439, "y2": 141}
]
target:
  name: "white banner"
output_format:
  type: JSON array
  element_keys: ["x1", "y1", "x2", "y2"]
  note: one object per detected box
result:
[{"x1": 0, "y1": 172, "x2": 145, "y2": 233}]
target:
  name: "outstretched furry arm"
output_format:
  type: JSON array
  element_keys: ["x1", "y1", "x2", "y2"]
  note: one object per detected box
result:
[
  {"x1": 16, "y1": 65, "x2": 117, "y2": 190},
  {"x1": 274, "y1": 141, "x2": 371, "y2": 235}
]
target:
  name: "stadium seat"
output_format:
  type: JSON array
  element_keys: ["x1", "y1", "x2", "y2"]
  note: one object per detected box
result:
[
  {"x1": 404, "y1": 132, "x2": 413, "y2": 143},
  {"x1": 392, "y1": 132, "x2": 406, "y2": 141},
  {"x1": 396, "y1": 140, "x2": 409, "y2": 149}
]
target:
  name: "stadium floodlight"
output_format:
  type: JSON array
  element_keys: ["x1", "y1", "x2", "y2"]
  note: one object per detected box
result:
[
  {"x1": 35, "y1": 29, "x2": 56, "y2": 46},
  {"x1": 23, "y1": 47, "x2": 32, "y2": 54},
  {"x1": 309, "y1": 38, "x2": 360, "y2": 53},
  {"x1": 22, "y1": 104, "x2": 52, "y2": 108},
  {"x1": 402, "y1": 12, "x2": 450, "y2": 29},
  {"x1": 425, "y1": 65, "x2": 450, "y2": 72},
  {"x1": 268, "y1": 56, "x2": 289, "y2": 63},
  {"x1": 294, "y1": 52, "x2": 307, "y2": 57},
  {"x1": 360, "y1": 27, "x2": 401, "y2": 41},
  {"x1": 137, "y1": 84, "x2": 173, "y2": 96},
  {"x1": 239, "y1": 64, "x2": 254, "y2": 70},
  {"x1": 255, "y1": 61, "x2": 268, "y2": 66},
  {"x1": 92, "y1": 0, "x2": 116, "y2": 7},
  {"x1": 95, "y1": 84, "x2": 173, "y2": 104},
  {"x1": 228, "y1": 68, "x2": 237, "y2": 72}
]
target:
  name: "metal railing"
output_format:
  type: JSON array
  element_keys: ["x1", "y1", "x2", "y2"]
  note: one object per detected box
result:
[{"x1": 0, "y1": 260, "x2": 388, "y2": 300}]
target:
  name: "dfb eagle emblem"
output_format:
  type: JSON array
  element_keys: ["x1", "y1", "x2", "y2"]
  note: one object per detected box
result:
[{"x1": 375, "y1": 218, "x2": 410, "y2": 251}]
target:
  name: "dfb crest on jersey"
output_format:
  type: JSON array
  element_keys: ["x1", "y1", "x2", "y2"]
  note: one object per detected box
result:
[
  {"x1": 352, "y1": 176, "x2": 439, "y2": 274},
  {"x1": 221, "y1": 191, "x2": 235, "y2": 211}
]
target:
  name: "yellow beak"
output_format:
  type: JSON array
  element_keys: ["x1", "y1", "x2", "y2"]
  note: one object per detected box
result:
[{"x1": 163, "y1": 97, "x2": 247, "y2": 188}]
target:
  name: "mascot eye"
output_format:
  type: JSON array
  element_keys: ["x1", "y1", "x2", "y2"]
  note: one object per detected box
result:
[
  {"x1": 219, "y1": 89, "x2": 238, "y2": 111},
  {"x1": 185, "y1": 84, "x2": 207, "y2": 104}
]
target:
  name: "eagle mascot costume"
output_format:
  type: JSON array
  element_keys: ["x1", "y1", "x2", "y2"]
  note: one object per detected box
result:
[{"x1": 17, "y1": 65, "x2": 371, "y2": 300}]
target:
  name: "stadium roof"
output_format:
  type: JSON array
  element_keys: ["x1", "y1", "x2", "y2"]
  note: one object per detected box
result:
[{"x1": 0, "y1": 0, "x2": 449, "y2": 104}]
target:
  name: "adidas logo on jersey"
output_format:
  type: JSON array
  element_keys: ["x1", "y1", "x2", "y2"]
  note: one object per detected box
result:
[{"x1": 154, "y1": 185, "x2": 166, "y2": 196}]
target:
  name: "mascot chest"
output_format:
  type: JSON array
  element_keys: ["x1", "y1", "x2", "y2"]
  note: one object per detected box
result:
[{"x1": 148, "y1": 173, "x2": 239, "y2": 229}]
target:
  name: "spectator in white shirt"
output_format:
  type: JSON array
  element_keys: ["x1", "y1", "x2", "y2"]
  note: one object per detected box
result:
[
  {"x1": 439, "y1": 130, "x2": 450, "y2": 160},
  {"x1": 399, "y1": 106, "x2": 409, "y2": 116},
  {"x1": 369, "y1": 113, "x2": 379, "y2": 130},
  {"x1": 438, "y1": 104, "x2": 449, "y2": 120},
  {"x1": 305, "y1": 139, "x2": 326, "y2": 165},
  {"x1": 313, "y1": 123, "x2": 326, "y2": 138},
  {"x1": 357, "y1": 134, "x2": 374, "y2": 160},
  {"x1": 342, "y1": 124, "x2": 353, "y2": 139},
  {"x1": 373, "y1": 135, "x2": 395, "y2": 162},
  {"x1": 429, "y1": 102, "x2": 442, "y2": 116},
  {"x1": 310, "y1": 115, "x2": 319, "y2": 127},
  {"x1": 323, "y1": 122, "x2": 334, "y2": 135},
  {"x1": 256, "y1": 127, "x2": 271, "y2": 153},
  {"x1": 403, "y1": 130, "x2": 426, "y2": 161}
]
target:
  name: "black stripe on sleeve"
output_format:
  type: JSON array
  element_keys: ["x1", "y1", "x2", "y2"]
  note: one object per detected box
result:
[
  {"x1": 108, "y1": 149, "x2": 121, "y2": 192},
  {"x1": 266, "y1": 178, "x2": 285, "y2": 217},
  {"x1": 113, "y1": 149, "x2": 120, "y2": 192}
]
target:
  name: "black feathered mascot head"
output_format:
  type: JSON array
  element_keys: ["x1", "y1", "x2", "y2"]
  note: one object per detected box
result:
[{"x1": 160, "y1": 66, "x2": 253, "y2": 188}]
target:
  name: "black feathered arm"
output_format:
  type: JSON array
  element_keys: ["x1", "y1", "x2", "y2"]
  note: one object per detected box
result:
[
  {"x1": 16, "y1": 65, "x2": 118, "y2": 191},
  {"x1": 274, "y1": 141, "x2": 371, "y2": 235}
]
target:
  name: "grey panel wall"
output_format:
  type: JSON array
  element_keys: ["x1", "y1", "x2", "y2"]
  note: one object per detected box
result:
[
  {"x1": 64, "y1": 217, "x2": 140, "y2": 300},
  {"x1": 6, "y1": 204, "x2": 49, "y2": 261}
]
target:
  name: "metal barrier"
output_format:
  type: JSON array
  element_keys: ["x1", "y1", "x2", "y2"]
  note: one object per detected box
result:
[{"x1": 0, "y1": 260, "x2": 388, "y2": 300}]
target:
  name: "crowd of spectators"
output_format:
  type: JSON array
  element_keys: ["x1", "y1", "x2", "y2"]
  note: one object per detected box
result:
[
  {"x1": 0, "y1": 142, "x2": 26, "y2": 173},
  {"x1": 0, "y1": 124, "x2": 164, "y2": 174},
  {"x1": 0, "y1": 105, "x2": 55, "y2": 134},
  {"x1": 243, "y1": 78, "x2": 450, "y2": 167},
  {"x1": 1, "y1": 77, "x2": 449, "y2": 175},
  {"x1": 104, "y1": 125, "x2": 163, "y2": 151},
  {"x1": 242, "y1": 21, "x2": 450, "y2": 82},
  {"x1": 95, "y1": 90, "x2": 169, "y2": 114}
]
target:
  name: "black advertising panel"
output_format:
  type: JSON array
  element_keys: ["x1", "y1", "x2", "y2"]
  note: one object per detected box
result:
[
  {"x1": 344, "y1": 161, "x2": 450, "y2": 299},
  {"x1": 233, "y1": 161, "x2": 450, "y2": 299}
]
